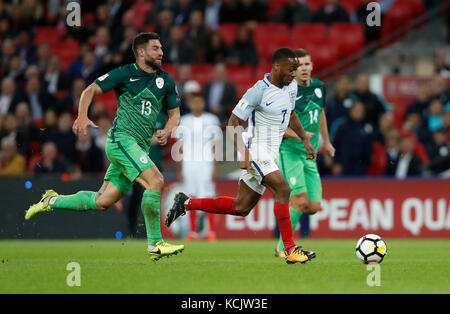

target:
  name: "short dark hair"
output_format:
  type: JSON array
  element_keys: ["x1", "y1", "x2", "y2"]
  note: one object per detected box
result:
[
  {"x1": 295, "y1": 48, "x2": 310, "y2": 58},
  {"x1": 271, "y1": 47, "x2": 297, "y2": 64},
  {"x1": 132, "y1": 32, "x2": 160, "y2": 58}
]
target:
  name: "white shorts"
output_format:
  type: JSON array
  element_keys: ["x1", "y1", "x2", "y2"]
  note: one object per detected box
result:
[{"x1": 238, "y1": 154, "x2": 279, "y2": 195}]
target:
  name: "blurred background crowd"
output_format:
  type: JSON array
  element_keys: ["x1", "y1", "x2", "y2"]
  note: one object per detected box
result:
[{"x1": 0, "y1": 0, "x2": 449, "y2": 180}]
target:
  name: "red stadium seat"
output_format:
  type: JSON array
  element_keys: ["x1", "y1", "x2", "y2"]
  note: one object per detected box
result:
[
  {"x1": 266, "y1": 0, "x2": 288, "y2": 19},
  {"x1": 191, "y1": 64, "x2": 214, "y2": 86},
  {"x1": 306, "y1": 42, "x2": 339, "y2": 74},
  {"x1": 82, "y1": 13, "x2": 95, "y2": 25},
  {"x1": 341, "y1": 0, "x2": 362, "y2": 14},
  {"x1": 307, "y1": 0, "x2": 326, "y2": 12},
  {"x1": 329, "y1": 23, "x2": 365, "y2": 58},
  {"x1": 51, "y1": 40, "x2": 80, "y2": 70},
  {"x1": 34, "y1": 27, "x2": 66, "y2": 44},
  {"x1": 219, "y1": 23, "x2": 241, "y2": 45},
  {"x1": 28, "y1": 154, "x2": 42, "y2": 172},
  {"x1": 291, "y1": 24, "x2": 328, "y2": 48},
  {"x1": 236, "y1": 80, "x2": 254, "y2": 98},
  {"x1": 161, "y1": 64, "x2": 177, "y2": 81},
  {"x1": 255, "y1": 64, "x2": 271, "y2": 79},
  {"x1": 381, "y1": 1, "x2": 414, "y2": 44},
  {"x1": 366, "y1": 142, "x2": 387, "y2": 176},
  {"x1": 226, "y1": 65, "x2": 253, "y2": 85},
  {"x1": 253, "y1": 23, "x2": 289, "y2": 44},
  {"x1": 95, "y1": 91, "x2": 117, "y2": 119},
  {"x1": 256, "y1": 37, "x2": 293, "y2": 64}
]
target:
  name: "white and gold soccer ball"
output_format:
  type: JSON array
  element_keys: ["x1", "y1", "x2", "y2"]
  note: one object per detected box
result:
[{"x1": 355, "y1": 234, "x2": 387, "y2": 264}]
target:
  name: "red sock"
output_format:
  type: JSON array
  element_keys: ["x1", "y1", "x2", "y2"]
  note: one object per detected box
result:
[
  {"x1": 207, "y1": 213, "x2": 215, "y2": 232},
  {"x1": 189, "y1": 210, "x2": 197, "y2": 233},
  {"x1": 186, "y1": 197, "x2": 236, "y2": 215},
  {"x1": 274, "y1": 203, "x2": 296, "y2": 254}
]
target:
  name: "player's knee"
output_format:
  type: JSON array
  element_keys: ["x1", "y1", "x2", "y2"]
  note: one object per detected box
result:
[
  {"x1": 291, "y1": 196, "x2": 308, "y2": 212},
  {"x1": 274, "y1": 183, "x2": 291, "y2": 204},
  {"x1": 305, "y1": 202, "x2": 321, "y2": 215},
  {"x1": 139, "y1": 172, "x2": 164, "y2": 191},
  {"x1": 152, "y1": 174, "x2": 164, "y2": 191},
  {"x1": 234, "y1": 203, "x2": 252, "y2": 217},
  {"x1": 95, "y1": 197, "x2": 111, "y2": 211}
]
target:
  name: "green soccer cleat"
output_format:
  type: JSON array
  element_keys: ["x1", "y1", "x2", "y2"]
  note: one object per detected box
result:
[
  {"x1": 25, "y1": 189, "x2": 58, "y2": 220},
  {"x1": 148, "y1": 241, "x2": 185, "y2": 261}
]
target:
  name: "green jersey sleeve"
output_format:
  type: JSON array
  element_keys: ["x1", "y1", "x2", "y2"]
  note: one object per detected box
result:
[
  {"x1": 162, "y1": 75, "x2": 181, "y2": 111},
  {"x1": 94, "y1": 66, "x2": 128, "y2": 93}
]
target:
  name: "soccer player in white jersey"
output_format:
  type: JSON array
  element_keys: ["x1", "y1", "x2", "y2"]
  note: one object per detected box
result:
[
  {"x1": 175, "y1": 93, "x2": 221, "y2": 241},
  {"x1": 166, "y1": 48, "x2": 317, "y2": 264}
]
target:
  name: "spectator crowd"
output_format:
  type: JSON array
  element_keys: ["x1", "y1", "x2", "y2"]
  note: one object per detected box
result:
[{"x1": 0, "y1": 0, "x2": 448, "y2": 179}]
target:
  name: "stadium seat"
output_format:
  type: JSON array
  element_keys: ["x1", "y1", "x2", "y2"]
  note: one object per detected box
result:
[
  {"x1": 253, "y1": 23, "x2": 289, "y2": 44},
  {"x1": 82, "y1": 13, "x2": 95, "y2": 25},
  {"x1": 34, "y1": 27, "x2": 66, "y2": 44},
  {"x1": 291, "y1": 24, "x2": 328, "y2": 47},
  {"x1": 366, "y1": 142, "x2": 387, "y2": 176},
  {"x1": 307, "y1": 42, "x2": 339, "y2": 74},
  {"x1": 381, "y1": 0, "x2": 414, "y2": 44},
  {"x1": 307, "y1": 0, "x2": 326, "y2": 12},
  {"x1": 329, "y1": 23, "x2": 365, "y2": 58},
  {"x1": 131, "y1": 1, "x2": 152, "y2": 29},
  {"x1": 191, "y1": 64, "x2": 214, "y2": 87},
  {"x1": 27, "y1": 153, "x2": 42, "y2": 172},
  {"x1": 256, "y1": 36, "x2": 293, "y2": 64},
  {"x1": 219, "y1": 23, "x2": 241, "y2": 45},
  {"x1": 266, "y1": 0, "x2": 288, "y2": 19},
  {"x1": 236, "y1": 80, "x2": 254, "y2": 98},
  {"x1": 226, "y1": 65, "x2": 253, "y2": 85},
  {"x1": 341, "y1": 0, "x2": 361, "y2": 14},
  {"x1": 161, "y1": 64, "x2": 177, "y2": 81},
  {"x1": 255, "y1": 64, "x2": 271, "y2": 79},
  {"x1": 51, "y1": 40, "x2": 80, "y2": 70},
  {"x1": 95, "y1": 91, "x2": 117, "y2": 119}
]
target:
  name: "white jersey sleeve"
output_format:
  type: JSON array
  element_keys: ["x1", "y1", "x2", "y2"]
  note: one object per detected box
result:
[{"x1": 231, "y1": 83, "x2": 264, "y2": 121}]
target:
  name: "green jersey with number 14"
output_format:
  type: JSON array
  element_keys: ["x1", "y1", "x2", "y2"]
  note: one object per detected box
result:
[
  {"x1": 280, "y1": 78, "x2": 326, "y2": 155},
  {"x1": 94, "y1": 63, "x2": 180, "y2": 151}
]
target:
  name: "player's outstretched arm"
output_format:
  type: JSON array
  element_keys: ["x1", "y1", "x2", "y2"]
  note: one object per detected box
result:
[
  {"x1": 156, "y1": 107, "x2": 180, "y2": 146},
  {"x1": 289, "y1": 111, "x2": 317, "y2": 162},
  {"x1": 227, "y1": 113, "x2": 251, "y2": 171},
  {"x1": 319, "y1": 109, "x2": 335, "y2": 157},
  {"x1": 72, "y1": 83, "x2": 102, "y2": 136},
  {"x1": 283, "y1": 128, "x2": 314, "y2": 142}
]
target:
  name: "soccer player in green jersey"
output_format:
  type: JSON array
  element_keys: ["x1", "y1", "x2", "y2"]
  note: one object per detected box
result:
[
  {"x1": 275, "y1": 48, "x2": 336, "y2": 258},
  {"x1": 25, "y1": 32, "x2": 184, "y2": 261}
]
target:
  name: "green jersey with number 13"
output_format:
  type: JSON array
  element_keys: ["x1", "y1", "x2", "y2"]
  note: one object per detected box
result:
[{"x1": 94, "y1": 63, "x2": 180, "y2": 151}]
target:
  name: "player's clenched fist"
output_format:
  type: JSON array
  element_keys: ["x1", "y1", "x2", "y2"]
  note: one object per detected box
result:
[
  {"x1": 155, "y1": 129, "x2": 169, "y2": 145},
  {"x1": 72, "y1": 116, "x2": 98, "y2": 136},
  {"x1": 303, "y1": 138, "x2": 317, "y2": 162}
]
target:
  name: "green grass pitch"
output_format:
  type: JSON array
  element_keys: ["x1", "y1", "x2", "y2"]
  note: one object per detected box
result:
[{"x1": 1, "y1": 239, "x2": 449, "y2": 293}]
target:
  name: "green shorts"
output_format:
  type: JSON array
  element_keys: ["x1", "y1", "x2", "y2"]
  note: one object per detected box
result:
[
  {"x1": 104, "y1": 132, "x2": 155, "y2": 194},
  {"x1": 278, "y1": 149, "x2": 322, "y2": 202}
]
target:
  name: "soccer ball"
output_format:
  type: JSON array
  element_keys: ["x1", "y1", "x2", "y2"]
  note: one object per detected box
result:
[{"x1": 355, "y1": 234, "x2": 387, "y2": 264}]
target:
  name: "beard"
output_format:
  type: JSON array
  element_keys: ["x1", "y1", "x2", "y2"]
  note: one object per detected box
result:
[{"x1": 144, "y1": 56, "x2": 161, "y2": 70}]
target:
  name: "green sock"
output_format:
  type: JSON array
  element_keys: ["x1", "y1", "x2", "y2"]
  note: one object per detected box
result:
[
  {"x1": 141, "y1": 190, "x2": 162, "y2": 246},
  {"x1": 51, "y1": 191, "x2": 98, "y2": 211},
  {"x1": 277, "y1": 207, "x2": 303, "y2": 252}
]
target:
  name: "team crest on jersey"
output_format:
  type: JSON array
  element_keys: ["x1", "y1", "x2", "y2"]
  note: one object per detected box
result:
[
  {"x1": 290, "y1": 177, "x2": 297, "y2": 185},
  {"x1": 140, "y1": 155, "x2": 148, "y2": 164},
  {"x1": 156, "y1": 77, "x2": 164, "y2": 89},
  {"x1": 314, "y1": 88, "x2": 322, "y2": 98}
]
